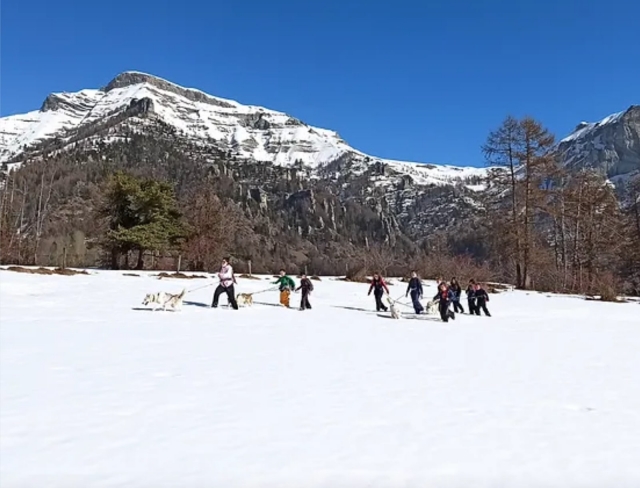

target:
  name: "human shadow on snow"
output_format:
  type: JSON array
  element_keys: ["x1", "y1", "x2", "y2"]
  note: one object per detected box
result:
[
  {"x1": 183, "y1": 300, "x2": 211, "y2": 308},
  {"x1": 130, "y1": 307, "x2": 180, "y2": 312},
  {"x1": 131, "y1": 301, "x2": 211, "y2": 311},
  {"x1": 253, "y1": 300, "x2": 284, "y2": 308},
  {"x1": 376, "y1": 313, "x2": 441, "y2": 322},
  {"x1": 331, "y1": 305, "x2": 377, "y2": 314}
]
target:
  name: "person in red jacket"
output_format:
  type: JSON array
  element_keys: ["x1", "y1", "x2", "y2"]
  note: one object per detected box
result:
[{"x1": 368, "y1": 272, "x2": 390, "y2": 312}]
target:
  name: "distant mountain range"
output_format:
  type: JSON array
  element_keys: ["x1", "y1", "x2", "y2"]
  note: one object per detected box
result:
[{"x1": 1, "y1": 71, "x2": 637, "y2": 185}]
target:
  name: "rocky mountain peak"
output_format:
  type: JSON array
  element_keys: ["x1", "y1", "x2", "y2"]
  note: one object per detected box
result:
[
  {"x1": 103, "y1": 71, "x2": 236, "y2": 109},
  {"x1": 558, "y1": 105, "x2": 640, "y2": 180}
]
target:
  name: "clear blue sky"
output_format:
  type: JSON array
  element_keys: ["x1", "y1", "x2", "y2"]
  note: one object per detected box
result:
[{"x1": 2, "y1": 0, "x2": 638, "y2": 166}]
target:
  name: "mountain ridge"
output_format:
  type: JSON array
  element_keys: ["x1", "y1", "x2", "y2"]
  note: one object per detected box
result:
[
  {"x1": 0, "y1": 71, "x2": 637, "y2": 190},
  {"x1": 0, "y1": 70, "x2": 640, "y2": 189},
  {"x1": 0, "y1": 71, "x2": 489, "y2": 189}
]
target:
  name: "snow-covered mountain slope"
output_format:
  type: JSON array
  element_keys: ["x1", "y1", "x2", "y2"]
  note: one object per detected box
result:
[
  {"x1": 0, "y1": 71, "x2": 487, "y2": 188},
  {"x1": 558, "y1": 105, "x2": 640, "y2": 181},
  {"x1": 2, "y1": 270, "x2": 640, "y2": 486}
]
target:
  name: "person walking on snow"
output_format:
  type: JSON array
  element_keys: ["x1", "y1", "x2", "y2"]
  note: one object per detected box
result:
[
  {"x1": 211, "y1": 257, "x2": 238, "y2": 310},
  {"x1": 368, "y1": 272, "x2": 390, "y2": 312},
  {"x1": 466, "y1": 281, "x2": 477, "y2": 315},
  {"x1": 273, "y1": 269, "x2": 296, "y2": 308},
  {"x1": 405, "y1": 270, "x2": 424, "y2": 314},
  {"x1": 296, "y1": 273, "x2": 314, "y2": 310},
  {"x1": 449, "y1": 277, "x2": 464, "y2": 313},
  {"x1": 473, "y1": 283, "x2": 491, "y2": 316},
  {"x1": 433, "y1": 282, "x2": 456, "y2": 322}
]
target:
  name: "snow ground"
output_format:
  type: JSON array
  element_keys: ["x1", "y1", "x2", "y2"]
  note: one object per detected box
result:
[{"x1": 1, "y1": 270, "x2": 639, "y2": 487}]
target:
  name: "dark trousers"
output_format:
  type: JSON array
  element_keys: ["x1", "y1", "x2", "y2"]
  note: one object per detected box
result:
[
  {"x1": 475, "y1": 299, "x2": 491, "y2": 316},
  {"x1": 467, "y1": 299, "x2": 477, "y2": 315},
  {"x1": 410, "y1": 290, "x2": 424, "y2": 313},
  {"x1": 300, "y1": 291, "x2": 312, "y2": 310},
  {"x1": 438, "y1": 301, "x2": 452, "y2": 322},
  {"x1": 374, "y1": 290, "x2": 387, "y2": 312},
  {"x1": 452, "y1": 299, "x2": 464, "y2": 313},
  {"x1": 212, "y1": 284, "x2": 238, "y2": 310}
]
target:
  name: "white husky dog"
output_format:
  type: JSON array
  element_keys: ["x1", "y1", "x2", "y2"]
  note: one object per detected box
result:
[
  {"x1": 425, "y1": 298, "x2": 438, "y2": 315},
  {"x1": 142, "y1": 288, "x2": 186, "y2": 311},
  {"x1": 386, "y1": 296, "x2": 402, "y2": 319}
]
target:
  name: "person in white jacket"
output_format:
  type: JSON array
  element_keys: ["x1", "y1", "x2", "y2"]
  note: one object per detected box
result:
[{"x1": 211, "y1": 257, "x2": 238, "y2": 309}]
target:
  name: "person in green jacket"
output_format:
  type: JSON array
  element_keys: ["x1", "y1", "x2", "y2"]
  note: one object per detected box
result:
[{"x1": 272, "y1": 269, "x2": 296, "y2": 308}]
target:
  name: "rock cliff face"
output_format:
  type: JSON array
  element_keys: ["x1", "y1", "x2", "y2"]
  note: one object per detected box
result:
[{"x1": 558, "y1": 105, "x2": 640, "y2": 184}]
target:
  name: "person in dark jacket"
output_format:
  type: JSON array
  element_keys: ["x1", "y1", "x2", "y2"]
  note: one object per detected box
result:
[
  {"x1": 449, "y1": 277, "x2": 464, "y2": 313},
  {"x1": 296, "y1": 273, "x2": 314, "y2": 310},
  {"x1": 466, "y1": 282, "x2": 477, "y2": 315},
  {"x1": 433, "y1": 282, "x2": 456, "y2": 322},
  {"x1": 473, "y1": 283, "x2": 491, "y2": 316},
  {"x1": 405, "y1": 270, "x2": 424, "y2": 314},
  {"x1": 368, "y1": 272, "x2": 390, "y2": 312}
]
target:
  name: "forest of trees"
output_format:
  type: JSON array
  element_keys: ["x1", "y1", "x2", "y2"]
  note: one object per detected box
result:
[
  {"x1": 0, "y1": 115, "x2": 638, "y2": 297},
  {"x1": 481, "y1": 116, "x2": 639, "y2": 297}
]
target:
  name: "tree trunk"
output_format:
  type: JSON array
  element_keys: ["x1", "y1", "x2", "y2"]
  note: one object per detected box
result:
[
  {"x1": 17, "y1": 191, "x2": 26, "y2": 265},
  {"x1": 111, "y1": 248, "x2": 120, "y2": 269},
  {"x1": 560, "y1": 186, "x2": 568, "y2": 290},
  {"x1": 33, "y1": 172, "x2": 46, "y2": 265},
  {"x1": 135, "y1": 249, "x2": 145, "y2": 270}
]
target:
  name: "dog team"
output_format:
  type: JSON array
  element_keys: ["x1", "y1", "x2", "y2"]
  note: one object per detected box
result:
[
  {"x1": 143, "y1": 257, "x2": 492, "y2": 321},
  {"x1": 369, "y1": 271, "x2": 491, "y2": 322}
]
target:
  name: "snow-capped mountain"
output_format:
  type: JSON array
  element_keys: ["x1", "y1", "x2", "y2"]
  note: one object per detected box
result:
[
  {"x1": 0, "y1": 71, "x2": 486, "y2": 188},
  {"x1": 558, "y1": 105, "x2": 640, "y2": 182}
]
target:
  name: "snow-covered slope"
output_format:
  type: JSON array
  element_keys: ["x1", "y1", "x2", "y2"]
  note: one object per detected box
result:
[
  {"x1": 2, "y1": 270, "x2": 640, "y2": 486},
  {"x1": 0, "y1": 71, "x2": 487, "y2": 188}
]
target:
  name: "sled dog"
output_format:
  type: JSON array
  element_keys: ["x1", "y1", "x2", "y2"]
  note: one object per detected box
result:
[
  {"x1": 142, "y1": 288, "x2": 186, "y2": 311},
  {"x1": 236, "y1": 293, "x2": 254, "y2": 307},
  {"x1": 386, "y1": 296, "x2": 402, "y2": 319},
  {"x1": 425, "y1": 299, "x2": 438, "y2": 315}
]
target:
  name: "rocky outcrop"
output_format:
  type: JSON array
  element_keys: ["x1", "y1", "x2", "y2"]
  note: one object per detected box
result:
[
  {"x1": 126, "y1": 97, "x2": 154, "y2": 116},
  {"x1": 103, "y1": 71, "x2": 236, "y2": 109},
  {"x1": 241, "y1": 112, "x2": 271, "y2": 130},
  {"x1": 558, "y1": 105, "x2": 640, "y2": 180}
]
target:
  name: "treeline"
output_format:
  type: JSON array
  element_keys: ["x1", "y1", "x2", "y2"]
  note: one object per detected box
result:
[
  {"x1": 0, "y1": 116, "x2": 638, "y2": 296},
  {"x1": 481, "y1": 116, "x2": 640, "y2": 297}
]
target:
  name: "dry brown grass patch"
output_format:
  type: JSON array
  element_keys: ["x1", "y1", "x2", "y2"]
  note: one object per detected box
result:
[
  {"x1": 585, "y1": 296, "x2": 625, "y2": 303},
  {"x1": 339, "y1": 276, "x2": 369, "y2": 283},
  {"x1": 239, "y1": 274, "x2": 261, "y2": 280},
  {"x1": 4, "y1": 266, "x2": 89, "y2": 276},
  {"x1": 156, "y1": 272, "x2": 207, "y2": 279},
  {"x1": 339, "y1": 276, "x2": 395, "y2": 285}
]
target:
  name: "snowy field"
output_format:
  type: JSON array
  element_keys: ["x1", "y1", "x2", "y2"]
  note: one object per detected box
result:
[{"x1": 1, "y1": 269, "x2": 639, "y2": 487}]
